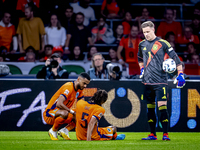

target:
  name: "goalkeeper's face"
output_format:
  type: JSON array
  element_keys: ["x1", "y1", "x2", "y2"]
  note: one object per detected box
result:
[{"x1": 142, "y1": 27, "x2": 156, "y2": 41}]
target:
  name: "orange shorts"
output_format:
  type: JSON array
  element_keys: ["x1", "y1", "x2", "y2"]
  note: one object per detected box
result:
[{"x1": 43, "y1": 108, "x2": 75, "y2": 125}]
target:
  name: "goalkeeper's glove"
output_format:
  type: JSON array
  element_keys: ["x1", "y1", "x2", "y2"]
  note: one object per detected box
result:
[
  {"x1": 173, "y1": 70, "x2": 186, "y2": 88},
  {"x1": 139, "y1": 66, "x2": 144, "y2": 78}
]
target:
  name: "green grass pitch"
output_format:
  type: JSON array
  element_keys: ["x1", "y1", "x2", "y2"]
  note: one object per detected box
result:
[{"x1": 0, "y1": 132, "x2": 200, "y2": 150}]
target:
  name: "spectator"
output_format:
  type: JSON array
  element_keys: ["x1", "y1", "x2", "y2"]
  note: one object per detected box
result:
[
  {"x1": 64, "y1": 12, "x2": 93, "y2": 60},
  {"x1": 16, "y1": 0, "x2": 39, "y2": 13},
  {"x1": 87, "y1": 53, "x2": 109, "y2": 79},
  {"x1": 87, "y1": 46, "x2": 98, "y2": 61},
  {"x1": 190, "y1": 14, "x2": 200, "y2": 39},
  {"x1": 135, "y1": 7, "x2": 155, "y2": 21},
  {"x1": 183, "y1": 42, "x2": 198, "y2": 62},
  {"x1": 70, "y1": 0, "x2": 96, "y2": 26},
  {"x1": 69, "y1": 45, "x2": 84, "y2": 61},
  {"x1": 156, "y1": 8, "x2": 182, "y2": 41},
  {"x1": 91, "y1": 16, "x2": 115, "y2": 44},
  {"x1": 52, "y1": 46, "x2": 64, "y2": 61},
  {"x1": 60, "y1": 5, "x2": 75, "y2": 31},
  {"x1": 165, "y1": 31, "x2": 180, "y2": 52},
  {"x1": 101, "y1": 0, "x2": 123, "y2": 19},
  {"x1": 0, "y1": 12, "x2": 17, "y2": 53},
  {"x1": 18, "y1": 46, "x2": 36, "y2": 61},
  {"x1": 177, "y1": 26, "x2": 200, "y2": 44},
  {"x1": 25, "y1": 51, "x2": 36, "y2": 62},
  {"x1": 17, "y1": 6, "x2": 45, "y2": 55},
  {"x1": 117, "y1": 25, "x2": 142, "y2": 75},
  {"x1": 0, "y1": 46, "x2": 10, "y2": 61},
  {"x1": 122, "y1": 11, "x2": 132, "y2": 35},
  {"x1": 36, "y1": 53, "x2": 69, "y2": 79},
  {"x1": 108, "y1": 47, "x2": 118, "y2": 63},
  {"x1": 39, "y1": 44, "x2": 53, "y2": 62},
  {"x1": 114, "y1": 24, "x2": 124, "y2": 44},
  {"x1": 190, "y1": 54, "x2": 200, "y2": 63},
  {"x1": 45, "y1": 14, "x2": 66, "y2": 47}
]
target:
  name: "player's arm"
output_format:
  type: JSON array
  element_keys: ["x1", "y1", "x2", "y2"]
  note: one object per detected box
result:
[
  {"x1": 56, "y1": 95, "x2": 74, "y2": 113},
  {"x1": 138, "y1": 43, "x2": 144, "y2": 78},
  {"x1": 87, "y1": 116, "x2": 98, "y2": 141},
  {"x1": 117, "y1": 45, "x2": 124, "y2": 65}
]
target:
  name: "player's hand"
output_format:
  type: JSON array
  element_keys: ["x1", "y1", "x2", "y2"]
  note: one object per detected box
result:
[
  {"x1": 173, "y1": 73, "x2": 186, "y2": 88},
  {"x1": 139, "y1": 67, "x2": 144, "y2": 78}
]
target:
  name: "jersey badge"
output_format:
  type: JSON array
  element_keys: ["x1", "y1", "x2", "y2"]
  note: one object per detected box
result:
[
  {"x1": 98, "y1": 113, "x2": 103, "y2": 118},
  {"x1": 152, "y1": 44, "x2": 158, "y2": 50},
  {"x1": 64, "y1": 89, "x2": 69, "y2": 95},
  {"x1": 143, "y1": 47, "x2": 146, "y2": 50}
]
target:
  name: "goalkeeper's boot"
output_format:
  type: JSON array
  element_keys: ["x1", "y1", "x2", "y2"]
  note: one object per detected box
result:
[
  {"x1": 142, "y1": 133, "x2": 157, "y2": 140},
  {"x1": 115, "y1": 134, "x2": 126, "y2": 140},
  {"x1": 162, "y1": 133, "x2": 170, "y2": 141},
  {"x1": 48, "y1": 128, "x2": 58, "y2": 140},
  {"x1": 58, "y1": 127, "x2": 71, "y2": 140}
]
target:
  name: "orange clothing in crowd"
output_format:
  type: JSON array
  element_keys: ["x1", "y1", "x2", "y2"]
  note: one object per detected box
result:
[
  {"x1": 101, "y1": 0, "x2": 120, "y2": 15},
  {"x1": 156, "y1": 21, "x2": 182, "y2": 41},
  {"x1": 122, "y1": 21, "x2": 131, "y2": 35},
  {"x1": 43, "y1": 82, "x2": 84, "y2": 125},
  {"x1": 76, "y1": 99, "x2": 114, "y2": 141},
  {"x1": 16, "y1": 0, "x2": 40, "y2": 12},
  {"x1": 0, "y1": 21, "x2": 16, "y2": 51},
  {"x1": 119, "y1": 35, "x2": 142, "y2": 75},
  {"x1": 177, "y1": 35, "x2": 200, "y2": 44}
]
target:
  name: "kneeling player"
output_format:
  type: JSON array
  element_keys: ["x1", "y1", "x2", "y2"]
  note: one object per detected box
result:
[
  {"x1": 43, "y1": 73, "x2": 90, "y2": 140},
  {"x1": 76, "y1": 89, "x2": 125, "y2": 141}
]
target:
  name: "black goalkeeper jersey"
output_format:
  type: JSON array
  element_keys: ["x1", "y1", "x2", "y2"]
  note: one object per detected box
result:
[{"x1": 138, "y1": 37, "x2": 181, "y2": 85}]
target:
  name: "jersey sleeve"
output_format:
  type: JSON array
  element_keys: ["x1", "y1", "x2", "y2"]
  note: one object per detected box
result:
[
  {"x1": 138, "y1": 41, "x2": 143, "y2": 63},
  {"x1": 92, "y1": 107, "x2": 105, "y2": 122},
  {"x1": 60, "y1": 84, "x2": 73, "y2": 100},
  {"x1": 161, "y1": 39, "x2": 182, "y2": 66}
]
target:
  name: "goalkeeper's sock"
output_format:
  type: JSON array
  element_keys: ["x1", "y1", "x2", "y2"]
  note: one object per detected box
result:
[
  {"x1": 147, "y1": 104, "x2": 156, "y2": 136},
  {"x1": 159, "y1": 105, "x2": 169, "y2": 134}
]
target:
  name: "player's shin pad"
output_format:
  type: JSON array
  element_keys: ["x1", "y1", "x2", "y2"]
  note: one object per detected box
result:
[{"x1": 173, "y1": 73, "x2": 185, "y2": 88}]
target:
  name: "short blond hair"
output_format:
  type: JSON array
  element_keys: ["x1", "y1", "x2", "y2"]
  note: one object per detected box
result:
[{"x1": 141, "y1": 21, "x2": 155, "y2": 29}]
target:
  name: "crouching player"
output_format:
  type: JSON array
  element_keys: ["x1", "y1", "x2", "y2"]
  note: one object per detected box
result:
[
  {"x1": 43, "y1": 73, "x2": 91, "y2": 140},
  {"x1": 76, "y1": 89, "x2": 125, "y2": 141}
]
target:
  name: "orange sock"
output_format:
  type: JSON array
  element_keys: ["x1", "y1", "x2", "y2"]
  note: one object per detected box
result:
[
  {"x1": 112, "y1": 132, "x2": 118, "y2": 140},
  {"x1": 52, "y1": 117, "x2": 65, "y2": 131},
  {"x1": 66, "y1": 122, "x2": 76, "y2": 131}
]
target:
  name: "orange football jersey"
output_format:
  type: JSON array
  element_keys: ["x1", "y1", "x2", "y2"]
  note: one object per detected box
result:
[
  {"x1": 45, "y1": 81, "x2": 84, "y2": 114},
  {"x1": 76, "y1": 99, "x2": 107, "y2": 140}
]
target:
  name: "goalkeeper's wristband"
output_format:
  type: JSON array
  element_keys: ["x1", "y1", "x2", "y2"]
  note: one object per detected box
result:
[
  {"x1": 70, "y1": 109, "x2": 75, "y2": 114},
  {"x1": 178, "y1": 70, "x2": 183, "y2": 75}
]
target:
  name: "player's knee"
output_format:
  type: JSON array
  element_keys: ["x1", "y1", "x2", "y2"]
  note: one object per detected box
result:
[
  {"x1": 157, "y1": 101, "x2": 167, "y2": 107},
  {"x1": 60, "y1": 110, "x2": 69, "y2": 119},
  {"x1": 109, "y1": 126, "x2": 117, "y2": 133}
]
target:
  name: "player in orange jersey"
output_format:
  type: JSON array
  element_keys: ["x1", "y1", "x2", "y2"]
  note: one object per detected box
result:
[
  {"x1": 76, "y1": 89, "x2": 125, "y2": 141},
  {"x1": 43, "y1": 72, "x2": 91, "y2": 140}
]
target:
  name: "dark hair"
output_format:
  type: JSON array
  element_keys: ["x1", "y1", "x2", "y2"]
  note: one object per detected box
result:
[
  {"x1": 49, "y1": 14, "x2": 61, "y2": 30},
  {"x1": 98, "y1": 15, "x2": 106, "y2": 22},
  {"x1": 65, "y1": 5, "x2": 73, "y2": 11},
  {"x1": 87, "y1": 46, "x2": 98, "y2": 61},
  {"x1": 76, "y1": 12, "x2": 84, "y2": 18},
  {"x1": 45, "y1": 44, "x2": 53, "y2": 50},
  {"x1": 25, "y1": 46, "x2": 35, "y2": 53},
  {"x1": 79, "y1": 72, "x2": 91, "y2": 80},
  {"x1": 165, "y1": 31, "x2": 175, "y2": 40},
  {"x1": 89, "y1": 89, "x2": 108, "y2": 106}
]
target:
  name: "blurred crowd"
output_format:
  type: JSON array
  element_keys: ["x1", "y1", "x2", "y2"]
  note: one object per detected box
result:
[{"x1": 0, "y1": 0, "x2": 200, "y2": 78}]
